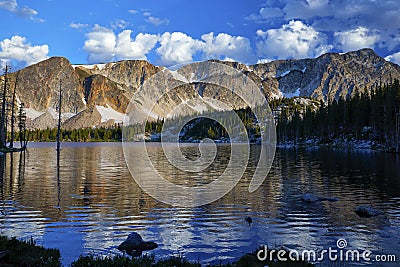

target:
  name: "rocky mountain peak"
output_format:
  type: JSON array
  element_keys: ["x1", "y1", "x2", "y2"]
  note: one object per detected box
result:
[
  {"x1": 9, "y1": 56, "x2": 85, "y2": 113},
  {"x1": 250, "y1": 49, "x2": 400, "y2": 101},
  {"x1": 1, "y1": 49, "x2": 399, "y2": 129}
]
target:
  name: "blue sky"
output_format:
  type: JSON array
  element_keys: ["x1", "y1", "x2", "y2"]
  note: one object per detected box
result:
[{"x1": 0, "y1": 0, "x2": 399, "y2": 69}]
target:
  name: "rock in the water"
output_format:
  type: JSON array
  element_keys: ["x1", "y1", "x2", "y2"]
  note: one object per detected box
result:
[
  {"x1": 301, "y1": 193, "x2": 339, "y2": 203},
  {"x1": 245, "y1": 216, "x2": 252, "y2": 225},
  {"x1": 117, "y1": 232, "x2": 157, "y2": 256},
  {"x1": 301, "y1": 193, "x2": 320, "y2": 203},
  {"x1": 355, "y1": 205, "x2": 383, "y2": 218},
  {"x1": 319, "y1": 196, "x2": 339, "y2": 202}
]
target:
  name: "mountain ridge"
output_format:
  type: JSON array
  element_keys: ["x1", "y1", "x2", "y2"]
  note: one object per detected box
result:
[{"x1": 2, "y1": 48, "x2": 400, "y2": 129}]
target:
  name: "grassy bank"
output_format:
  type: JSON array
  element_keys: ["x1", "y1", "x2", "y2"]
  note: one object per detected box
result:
[
  {"x1": 0, "y1": 236, "x2": 60, "y2": 266},
  {"x1": 0, "y1": 236, "x2": 314, "y2": 267},
  {"x1": 72, "y1": 253, "x2": 314, "y2": 267}
]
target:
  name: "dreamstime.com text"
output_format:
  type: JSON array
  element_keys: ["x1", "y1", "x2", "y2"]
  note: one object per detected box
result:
[{"x1": 257, "y1": 239, "x2": 396, "y2": 264}]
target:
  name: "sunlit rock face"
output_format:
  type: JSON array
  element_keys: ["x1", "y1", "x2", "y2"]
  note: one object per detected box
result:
[{"x1": 8, "y1": 57, "x2": 84, "y2": 113}]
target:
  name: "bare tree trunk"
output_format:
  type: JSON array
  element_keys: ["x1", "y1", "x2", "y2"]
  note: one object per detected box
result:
[
  {"x1": 57, "y1": 80, "x2": 62, "y2": 151},
  {"x1": 0, "y1": 65, "x2": 9, "y2": 148},
  {"x1": 9, "y1": 75, "x2": 18, "y2": 149}
]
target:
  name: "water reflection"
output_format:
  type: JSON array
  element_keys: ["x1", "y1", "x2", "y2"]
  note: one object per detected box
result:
[
  {"x1": 0, "y1": 151, "x2": 47, "y2": 240},
  {"x1": 0, "y1": 144, "x2": 399, "y2": 266}
]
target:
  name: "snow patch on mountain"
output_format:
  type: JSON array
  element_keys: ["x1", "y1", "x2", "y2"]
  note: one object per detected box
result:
[
  {"x1": 47, "y1": 108, "x2": 76, "y2": 120},
  {"x1": 276, "y1": 67, "x2": 307, "y2": 78},
  {"x1": 169, "y1": 70, "x2": 189, "y2": 83},
  {"x1": 282, "y1": 88, "x2": 301, "y2": 98},
  {"x1": 73, "y1": 63, "x2": 112, "y2": 70},
  {"x1": 277, "y1": 70, "x2": 291, "y2": 78},
  {"x1": 96, "y1": 105, "x2": 125, "y2": 123},
  {"x1": 25, "y1": 107, "x2": 76, "y2": 121},
  {"x1": 25, "y1": 108, "x2": 44, "y2": 120}
]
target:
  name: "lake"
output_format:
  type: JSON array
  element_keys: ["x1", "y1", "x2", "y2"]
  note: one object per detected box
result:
[{"x1": 0, "y1": 142, "x2": 399, "y2": 266}]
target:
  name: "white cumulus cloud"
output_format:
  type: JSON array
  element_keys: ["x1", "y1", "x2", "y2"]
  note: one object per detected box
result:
[
  {"x1": 247, "y1": 0, "x2": 400, "y2": 55},
  {"x1": 334, "y1": 27, "x2": 380, "y2": 52},
  {"x1": 256, "y1": 20, "x2": 332, "y2": 60},
  {"x1": 84, "y1": 26, "x2": 159, "y2": 63},
  {"x1": 84, "y1": 25, "x2": 116, "y2": 63},
  {"x1": 0, "y1": 35, "x2": 49, "y2": 67},
  {"x1": 201, "y1": 32, "x2": 253, "y2": 63},
  {"x1": 115, "y1": 30, "x2": 158, "y2": 60},
  {"x1": 155, "y1": 32, "x2": 254, "y2": 65},
  {"x1": 156, "y1": 32, "x2": 203, "y2": 65}
]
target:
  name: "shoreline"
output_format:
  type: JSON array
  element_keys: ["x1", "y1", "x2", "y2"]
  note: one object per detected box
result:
[
  {"x1": 276, "y1": 137, "x2": 396, "y2": 153},
  {"x1": 9, "y1": 136, "x2": 399, "y2": 154}
]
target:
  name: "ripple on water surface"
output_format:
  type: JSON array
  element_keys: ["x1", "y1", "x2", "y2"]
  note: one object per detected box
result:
[{"x1": 0, "y1": 143, "x2": 399, "y2": 265}]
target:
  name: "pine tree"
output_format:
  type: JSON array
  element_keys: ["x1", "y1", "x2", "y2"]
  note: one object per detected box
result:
[{"x1": 17, "y1": 103, "x2": 27, "y2": 148}]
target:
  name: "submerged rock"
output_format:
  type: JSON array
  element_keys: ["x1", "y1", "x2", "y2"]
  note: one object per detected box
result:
[
  {"x1": 245, "y1": 216, "x2": 252, "y2": 225},
  {"x1": 301, "y1": 193, "x2": 339, "y2": 203},
  {"x1": 355, "y1": 205, "x2": 383, "y2": 218},
  {"x1": 301, "y1": 193, "x2": 320, "y2": 203},
  {"x1": 319, "y1": 196, "x2": 339, "y2": 202},
  {"x1": 117, "y1": 232, "x2": 157, "y2": 256}
]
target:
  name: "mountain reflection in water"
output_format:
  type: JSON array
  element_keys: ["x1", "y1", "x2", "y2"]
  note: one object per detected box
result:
[{"x1": 0, "y1": 142, "x2": 399, "y2": 266}]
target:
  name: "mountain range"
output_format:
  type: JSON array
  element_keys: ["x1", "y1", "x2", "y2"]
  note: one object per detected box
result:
[{"x1": 2, "y1": 48, "x2": 400, "y2": 130}]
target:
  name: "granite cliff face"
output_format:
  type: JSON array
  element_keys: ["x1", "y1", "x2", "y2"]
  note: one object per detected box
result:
[
  {"x1": 249, "y1": 48, "x2": 400, "y2": 101},
  {"x1": 9, "y1": 57, "x2": 85, "y2": 113},
  {"x1": 83, "y1": 74, "x2": 129, "y2": 113},
  {"x1": 3, "y1": 48, "x2": 400, "y2": 129}
]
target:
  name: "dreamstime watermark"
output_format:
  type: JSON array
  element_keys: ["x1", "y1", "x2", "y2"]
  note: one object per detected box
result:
[
  {"x1": 121, "y1": 61, "x2": 276, "y2": 207},
  {"x1": 257, "y1": 238, "x2": 397, "y2": 264}
]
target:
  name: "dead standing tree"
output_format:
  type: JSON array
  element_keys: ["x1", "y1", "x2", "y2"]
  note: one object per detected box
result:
[
  {"x1": 0, "y1": 65, "x2": 9, "y2": 148},
  {"x1": 9, "y1": 74, "x2": 18, "y2": 148},
  {"x1": 56, "y1": 79, "x2": 62, "y2": 151}
]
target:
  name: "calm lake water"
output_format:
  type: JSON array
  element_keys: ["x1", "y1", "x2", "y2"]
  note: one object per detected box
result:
[{"x1": 0, "y1": 142, "x2": 399, "y2": 266}]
